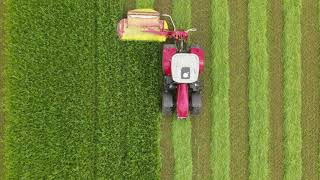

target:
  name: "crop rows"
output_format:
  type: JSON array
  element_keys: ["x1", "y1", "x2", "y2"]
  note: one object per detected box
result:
[
  {"x1": 95, "y1": 0, "x2": 161, "y2": 178},
  {"x1": 4, "y1": 1, "x2": 97, "y2": 178},
  {"x1": 283, "y1": 0, "x2": 302, "y2": 179},
  {"x1": 171, "y1": 0, "x2": 193, "y2": 179},
  {"x1": 248, "y1": 0, "x2": 270, "y2": 179},
  {"x1": 210, "y1": 0, "x2": 230, "y2": 179},
  {"x1": 4, "y1": 0, "x2": 162, "y2": 178}
]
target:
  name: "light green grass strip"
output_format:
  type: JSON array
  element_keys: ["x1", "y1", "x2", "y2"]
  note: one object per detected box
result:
[
  {"x1": 248, "y1": 0, "x2": 270, "y2": 180},
  {"x1": 171, "y1": 0, "x2": 192, "y2": 179},
  {"x1": 4, "y1": 0, "x2": 97, "y2": 178},
  {"x1": 210, "y1": 0, "x2": 230, "y2": 179},
  {"x1": 283, "y1": 0, "x2": 302, "y2": 179},
  {"x1": 136, "y1": 0, "x2": 154, "y2": 8},
  {"x1": 172, "y1": 120, "x2": 192, "y2": 180}
]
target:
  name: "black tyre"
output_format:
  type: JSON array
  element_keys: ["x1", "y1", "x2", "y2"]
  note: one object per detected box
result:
[
  {"x1": 162, "y1": 92, "x2": 173, "y2": 117},
  {"x1": 191, "y1": 92, "x2": 201, "y2": 116}
]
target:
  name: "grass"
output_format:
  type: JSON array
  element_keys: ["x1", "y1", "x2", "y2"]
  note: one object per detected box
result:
[
  {"x1": 172, "y1": 120, "x2": 192, "y2": 179},
  {"x1": 282, "y1": 0, "x2": 302, "y2": 179},
  {"x1": 4, "y1": 0, "x2": 97, "y2": 178},
  {"x1": 136, "y1": 0, "x2": 154, "y2": 8},
  {"x1": 171, "y1": 0, "x2": 193, "y2": 179},
  {"x1": 95, "y1": 0, "x2": 161, "y2": 178},
  {"x1": 210, "y1": 0, "x2": 230, "y2": 179},
  {"x1": 248, "y1": 0, "x2": 270, "y2": 179},
  {"x1": 5, "y1": 0, "x2": 162, "y2": 178}
]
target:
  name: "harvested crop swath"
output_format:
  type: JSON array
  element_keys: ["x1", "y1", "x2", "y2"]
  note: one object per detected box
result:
[
  {"x1": 283, "y1": 0, "x2": 302, "y2": 179},
  {"x1": 172, "y1": 0, "x2": 193, "y2": 179},
  {"x1": 4, "y1": 0, "x2": 97, "y2": 178},
  {"x1": 95, "y1": 0, "x2": 161, "y2": 178},
  {"x1": 210, "y1": 0, "x2": 230, "y2": 179},
  {"x1": 172, "y1": 120, "x2": 192, "y2": 179},
  {"x1": 248, "y1": 0, "x2": 270, "y2": 179}
]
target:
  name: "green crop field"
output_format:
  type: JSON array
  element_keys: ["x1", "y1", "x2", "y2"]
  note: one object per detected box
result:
[{"x1": 0, "y1": 0, "x2": 319, "y2": 179}]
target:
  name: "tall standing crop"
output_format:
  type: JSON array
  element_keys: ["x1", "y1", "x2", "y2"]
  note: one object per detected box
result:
[
  {"x1": 283, "y1": 0, "x2": 302, "y2": 179},
  {"x1": 4, "y1": 0, "x2": 97, "y2": 178},
  {"x1": 171, "y1": 0, "x2": 193, "y2": 179},
  {"x1": 210, "y1": 0, "x2": 230, "y2": 179},
  {"x1": 95, "y1": 0, "x2": 161, "y2": 178},
  {"x1": 248, "y1": 0, "x2": 270, "y2": 179}
]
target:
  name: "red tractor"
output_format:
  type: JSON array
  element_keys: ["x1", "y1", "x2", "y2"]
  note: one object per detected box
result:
[{"x1": 117, "y1": 9, "x2": 204, "y2": 119}]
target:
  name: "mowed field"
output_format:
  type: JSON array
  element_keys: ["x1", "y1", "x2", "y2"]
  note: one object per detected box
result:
[{"x1": 1, "y1": 0, "x2": 319, "y2": 179}]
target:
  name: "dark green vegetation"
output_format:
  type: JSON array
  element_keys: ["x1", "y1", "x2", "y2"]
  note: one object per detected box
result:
[
  {"x1": 248, "y1": 0, "x2": 270, "y2": 179},
  {"x1": 210, "y1": 0, "x2": 230, "y2": 179},
  {"x1": 283, "y1": 0, "x2": 303, "y2": 179},
  {"x1": 95, "y1": 0, "x2": 161, "y2": 178},
  {"x1": 4, "y1": 1, "x2": 97, "y2": 178},
  {"x1": 4, "y1": 0, "x2": 161, "y2": 178}
]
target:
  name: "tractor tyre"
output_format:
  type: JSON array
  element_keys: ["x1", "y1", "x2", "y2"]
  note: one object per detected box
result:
[
  {"x1": 162, "y1": 92, "x2": 173, "y2": 117},
  {"x1": 191, "y1": 92, "x2": 201, "y2": 116}
]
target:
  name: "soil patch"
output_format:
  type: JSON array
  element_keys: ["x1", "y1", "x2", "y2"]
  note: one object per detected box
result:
[
  {"x1": 301, "y1": 0, "x2": 320, "y2": 179},
  {"x1": 268, "y1": 0, "x2": 284, "y2": 179},
  {"x1": 229, "y1": 0, "x2": 249, "y2": 179}
]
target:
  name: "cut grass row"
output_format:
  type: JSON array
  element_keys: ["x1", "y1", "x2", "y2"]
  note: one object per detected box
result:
[
  {"x1": 95, "y1": 0, "x2": 161, "y2": 178},
  {"x1": 171, "y1": 0, "x2": 193, "y2": 179},
  {"x1": 210, "y1": 0, "x2": 230, "y2": 179},
  {"x1": 282, "y1": 0, "x2": 302, "y2": 179},
  {"x1": 4, "y1": 0, "x2": 97, "y2": 178},
  {"x1": 248, "y1": 0, "x2": 270, "y2": 179}
]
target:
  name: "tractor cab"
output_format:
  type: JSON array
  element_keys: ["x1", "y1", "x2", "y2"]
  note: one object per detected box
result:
[{"x1": 171, "y1": 53, "x2": 199, "y2": 84}]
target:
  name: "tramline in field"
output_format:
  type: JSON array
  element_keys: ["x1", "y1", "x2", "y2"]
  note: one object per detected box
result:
[{"x1": 117, "y1": 9, "x2": 205, "y2": 119}]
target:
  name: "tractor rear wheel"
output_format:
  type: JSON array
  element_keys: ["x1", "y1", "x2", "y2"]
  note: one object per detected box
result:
[
  {"x1": 191, "y1": 92, "x2": 201, "y2": 116},
  {"x1": 162, "y1": 92, "x2": 173, "y2": 117}
]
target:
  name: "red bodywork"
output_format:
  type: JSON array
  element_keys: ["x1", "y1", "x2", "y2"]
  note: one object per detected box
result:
[{"x1": 162, "y1": 43, "x2": 205, "y2": 119}]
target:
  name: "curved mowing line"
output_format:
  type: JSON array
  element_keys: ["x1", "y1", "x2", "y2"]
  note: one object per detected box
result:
[
  {"x1": 210, "y1": 0, "x2": 230, "y2": 179},
  {"x1": 282, "y1": 0, "x2": 302, "y2": 179},
  {"x1": 248, "y1": 0, "x2": 270, "y2": 179},
  {"x1": 171, "y1": 0, "x2": 193, "y2": 179}
]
